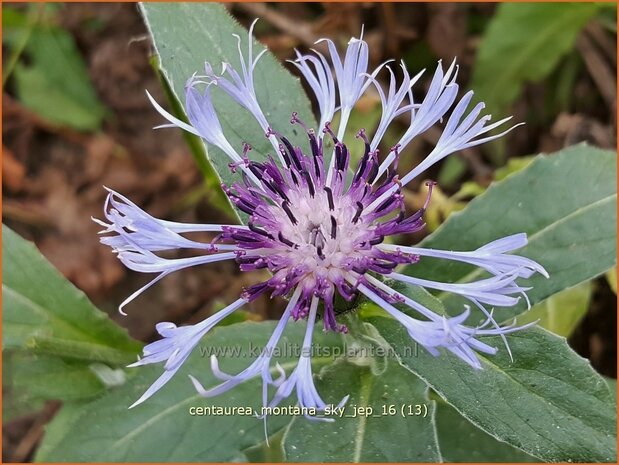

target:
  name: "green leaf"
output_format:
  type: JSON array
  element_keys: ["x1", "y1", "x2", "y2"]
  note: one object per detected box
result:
[
  {"x1": 35, "y1": 401, "x2": 87, "y2": 461},
  {"x1": 472, "y1": 3, "x2": 600, "y2": 114},
  {"x1": 5, "y1": 352, "x2": 108, "y2": 401},
  {"x1": 37, "y1": 320, "x2": 344, "y2": 462},
  {"x1": 370, "y1": 312, "x2": 616, "y2": 462},
  {"x1": 434, "y1": 399, "x2": 539, "y2": 462},
  {"x1": 605, "y1": 378, "x2": 617, "y2": 406},
  {"x1": 516, "y1": 281, "x2": 593, "y2": 338},
  {"x1": 282, "y1": 359, "x2": 441, "y2": 462},
  {"x1": 5, "y1": 9, "x2": 107, "y2": 131},
  {"x1": 139, "y1": 3, "x2": 316, "y2": 222},
  {"x1": 407, "y1": 145, "x2": 617, "y2": 320},
  {"x1": 2, "y1": 352, "x2": 46, "y2": 421},
  {"x1": 2, "y1": 225, "x2": 141, "y2": 364}
]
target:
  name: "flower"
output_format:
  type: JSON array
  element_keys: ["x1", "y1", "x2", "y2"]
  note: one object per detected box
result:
[{"x1": 95, "y1": 20, "x2": 547, "y2": 416}]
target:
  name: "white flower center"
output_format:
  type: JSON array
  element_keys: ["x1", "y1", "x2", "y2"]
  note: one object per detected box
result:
[{"x1": 267, "y1": 187, "x2": 374, "y2": 285}]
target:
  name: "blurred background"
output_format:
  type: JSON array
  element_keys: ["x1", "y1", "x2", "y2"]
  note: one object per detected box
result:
[{"x1": 2, "y1": 2, "x2": 617, "y2": 461}]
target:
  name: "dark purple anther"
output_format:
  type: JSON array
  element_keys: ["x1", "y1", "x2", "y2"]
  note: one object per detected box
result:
[
  {"x1": 281, "y1": 201, "x2": 298, "y2": 224},
  {"x1": 352, "y1": 201, "x2": 364, "y2": 223},
  {"x1": 324, "y1": 186, "x2": 335, "y2": 210},
  {"x1": 278, "y1": 231, "x2": 297, "y2": 248}
]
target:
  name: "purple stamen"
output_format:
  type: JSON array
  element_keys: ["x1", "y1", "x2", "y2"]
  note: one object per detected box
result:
[
  {"x1": 322, "y1": 121, "x2": 339, "y2": 143},
  {"x1": 290, "y1": 111, "x2": 309, "y2": 132}
]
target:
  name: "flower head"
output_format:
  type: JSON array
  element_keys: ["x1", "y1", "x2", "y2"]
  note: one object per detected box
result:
[{"x1": 96, "y1": 23, "x2": 547, "y2": 415}]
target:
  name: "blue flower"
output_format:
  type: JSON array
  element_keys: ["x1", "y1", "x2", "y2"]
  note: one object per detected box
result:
[{"x1": 95, "y1": 20, "x2": 547, "y2": 416}]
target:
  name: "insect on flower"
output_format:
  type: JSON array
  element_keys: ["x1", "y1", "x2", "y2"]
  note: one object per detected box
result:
[{"x1": 95, "y1": 21, "x2": 548, "y2": 417}]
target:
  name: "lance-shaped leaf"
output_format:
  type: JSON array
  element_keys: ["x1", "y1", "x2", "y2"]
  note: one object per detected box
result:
[
  {"x1": 368, "y1": 303, "x2": 616, "y2": 462},
  {"x1": 2, "y1": 225, "x2": 141, "y2": 364}
]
